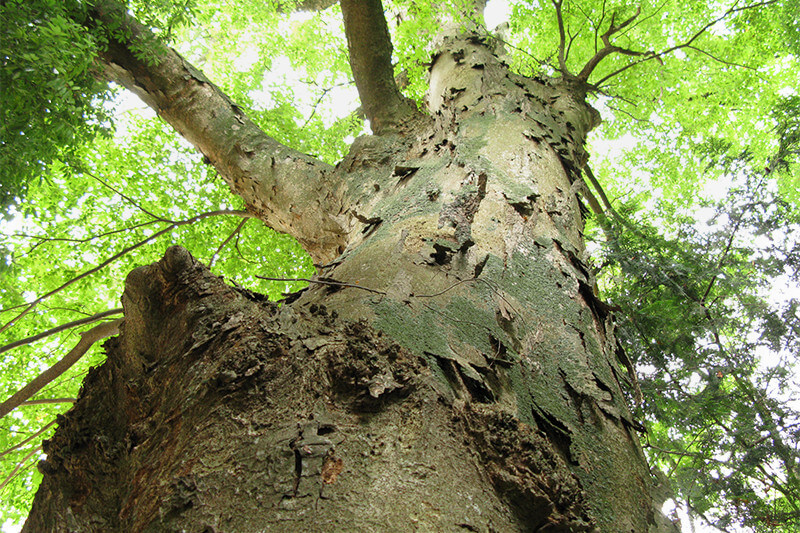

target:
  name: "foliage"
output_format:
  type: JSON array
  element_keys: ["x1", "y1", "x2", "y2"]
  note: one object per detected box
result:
[
  {"x1": 0, "y1": 0, "x2": 113, "y2": 210},
  {"x1": 0, "y1": 110, "x2": 318, "y2": 523},
  {"x1": 592, "y1": 138, "x2": 800, "y2": 529},
  {"x1": 1, "y1": 0, "x2": 799, "y2": 530}
]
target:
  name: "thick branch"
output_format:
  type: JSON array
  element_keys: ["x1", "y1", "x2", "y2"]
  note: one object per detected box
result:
[
  {"x1": 551, "y1": 0, "x2": 569, "y2": 73},
  {"x1": 0, "y1": 319, "x2": 122, "y2": 419},
  {"x1": 89, "y1": 0, "x2": 347, "y2": 263},
  {"x1": 340, "y1": 0, "x2": 418, "y2": 133}
]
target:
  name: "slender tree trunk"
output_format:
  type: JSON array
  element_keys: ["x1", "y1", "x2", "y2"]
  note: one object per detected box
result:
[{"x1": 24, "y1": 8, "x2": 676, "y2": 533}]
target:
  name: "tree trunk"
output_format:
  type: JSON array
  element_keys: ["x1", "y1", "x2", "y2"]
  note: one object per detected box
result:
[{"x1": 24, "y1": 17, "x2": 676, "y2": 533}]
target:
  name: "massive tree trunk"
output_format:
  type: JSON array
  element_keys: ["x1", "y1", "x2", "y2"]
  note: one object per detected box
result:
[{"x1": 25, "y1": 3, "x2": 675, "y2": 532}]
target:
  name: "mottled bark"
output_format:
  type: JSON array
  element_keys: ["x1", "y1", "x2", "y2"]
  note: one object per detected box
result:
[{"x1": 26, "y1": 7, "x2": 677, "y2": 533}]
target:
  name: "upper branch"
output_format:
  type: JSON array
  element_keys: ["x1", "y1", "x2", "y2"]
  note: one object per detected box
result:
[
  {"x1": 89, "y1": 0, "x2": 347, "y2": 264},
  {"x1": 576, "y1": 6, "x2": 643, "y2": 82},
  {"x1": 551, "y1": 0, "x2": 569, "y2": 73},
  {"x1": 594, "y1": 0, "x2": 777, "y2": 87},
  {"x1": 340, "y1": 0, "x2": 419, "y2": 134}
]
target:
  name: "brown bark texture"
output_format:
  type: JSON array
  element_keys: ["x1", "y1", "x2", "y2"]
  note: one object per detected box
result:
[{"x1": 25, "y1": 5, "x2": 677, "y2": 533}]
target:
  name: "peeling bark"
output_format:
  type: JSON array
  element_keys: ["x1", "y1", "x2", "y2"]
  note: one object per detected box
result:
[{"x1": 25, "y1": 247, "x2": 525, "y2": 532}]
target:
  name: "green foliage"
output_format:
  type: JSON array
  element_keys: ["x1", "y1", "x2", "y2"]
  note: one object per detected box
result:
[
  {"x1": 593, "y1": 142, "x2": 800, "y2": 529},
  {"x1": 0, "y1": 0, "x2": 113, "y2": 209},
  {"x1": 127, "y1": 0, "x2": 198, "y2": 41},
  {"x1": 0, "y1": 112, "x2": 315, "y2": 524}
]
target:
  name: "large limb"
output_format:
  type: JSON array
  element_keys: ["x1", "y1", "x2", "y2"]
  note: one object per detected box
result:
[
  {"x1": 89, "y1": 0, "x2": 347, "y2": 264},
  {"x1": 340, "y1": 0, "x2": 419, "y2": 134}
]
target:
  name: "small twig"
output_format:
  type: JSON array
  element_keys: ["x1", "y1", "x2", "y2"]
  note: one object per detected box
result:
[
  {"x1": 21, "y1": 398, "x2": 76, "y2": 405},
  {"x1": 255, "y1": 276, "x2": 388, "y2": 295},
  {"x1": 0, "y1": 308, "x2": 123, "y2": 356},
  {"x1": 0, "y1": 210, "x2": 254, "y2": 335},
  {"x1": 605, "y1": 101, "x2": 647, "y2": 122},
  {"x1": 0, "y1": 445, "x2": 41, "y2": 491},
  {"x1": 0, "y1": 419, "x2": 56, "y2": 458},
  {"x1": 16, "y1": 219, "x2": 161, "y2": 258},
  {"x1": 565, "y1": 20, "x2": 587, "y2": 66},
  {"x1": 85, "y1": 170, "x2": 172, "y2": 222},
  {"x1": 617, "y1": 0, "x2": 670, "y2": 39},
  {"x1": 300, "y1": 80, "x2": 354, "y2": 129},
  {"x1": 684, "y1": 45, "x2": 760, "y2": 72},
  {"x1": 208, "y1": 218, "x2": 248, "y2": 268},
  {"x1": 233, "y1": 229, "x2": 259, "y2": 265},
  {"x1": 411, "y1": 278, "x2": 477, "y2": 298},
  {"x1": 572, "y1": 3, "x2": 600, "y2": 53}
]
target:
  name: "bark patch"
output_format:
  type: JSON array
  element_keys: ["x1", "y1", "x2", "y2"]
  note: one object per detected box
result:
[
  {"x1": 326, "y1": 322, "x2": 426, "y2": 410},
  {"x1": 460, "y1": 404, "x2": 596, "y2": 532}
]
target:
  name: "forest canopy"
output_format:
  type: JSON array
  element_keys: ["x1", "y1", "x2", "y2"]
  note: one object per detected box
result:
[{"x1": 1, "y1": 0, "x2": 798, "y2": 530}]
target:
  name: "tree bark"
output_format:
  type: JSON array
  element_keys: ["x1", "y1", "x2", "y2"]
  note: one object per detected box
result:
[{"x1": 25, "y1": 7, "x2": 676, "y2": 533}]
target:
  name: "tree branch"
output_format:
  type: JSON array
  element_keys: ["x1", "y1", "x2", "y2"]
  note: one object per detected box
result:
[
  {"x1": 0, "y1": 420, "x2": 56, "y2": 458},
  {"x1": 208, "y1": 218, "x2": 248, "y2": 268},
  {"x1": 0, "y1": 308, "x2": 123, "y2": 356},
  {"x1": 0, "y1": 318, "x2": 122, "y2": 419},
  {"x1": 684, "y1": 45, "x2": 761, "y2": 71},
  {"x1": 0, "y1": 210, "x2": 253, "y2": 334},
  {"x1": 255, "y1": 275, "x2": 388, "y2": 296},
  {"x1": 583, "y1": 164, "x2": 617, "y2": 215},
  {"x1": 551, "y1": 0, "x2": 569, "y2": 74},
  {"x1": 15, "y1": 219, "x2": 161, "y2": 258},
  {"x1": 576, "y1": 6, "x2": 643, "y2": 82},
  {"x1": 86, "y1": 170, "x2": 171, "y2": 222},
  {"x1": 339, "y1": 0, "x2": 419, "y2": 133},
  {"x1": 89, "y1": 0, "x2": 347, "y2": 263},
  {"x1": 0, "y1": 445, "x2": 41, "y2": 491},
  {"x1": 595, "y1": 0, "x2": 777, "y2": 87},
  {"x1": 21, "y1": 398, "x2": 76, "y2": 405}
]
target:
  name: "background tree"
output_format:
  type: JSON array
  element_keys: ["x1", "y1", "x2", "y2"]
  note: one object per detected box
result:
[{"x1": 1, "y1": 0, "x2": 797, "y2": 531}]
